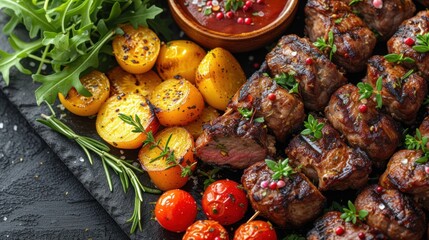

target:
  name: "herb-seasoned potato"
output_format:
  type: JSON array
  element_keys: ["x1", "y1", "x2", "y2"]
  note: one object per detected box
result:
[
  {"x1": 156, "y1": 40, "x2": 206, "y2": 84},
  {"x1": 58, "y1": 70, "x2": 110, "y2": 116},
  {"x1": 96, "y1": 93, "x2": 159, "y2": 149},
  {"x1": 138, "y1": 127, "x2": 196, "y2": 191},
  {"x1": 150, "y1": 79, "x2": 205, "y2": 127},
  {"x1": 195, "y1": 47, "x2": 246, "y2": 111},
  {"x1": 183, "y1": 106, "x2": 220, "y2": 138},
  {"x1": 112, "y1": 24, "x2": 160, "y2": 74},
  {"x1": 107, "y1": 66, "x2": 162, "y2": 98}
]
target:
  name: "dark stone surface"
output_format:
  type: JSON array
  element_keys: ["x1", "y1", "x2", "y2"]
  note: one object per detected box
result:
[{"x1": 0, "y1": 90, "x2": 128, "y2": 240}]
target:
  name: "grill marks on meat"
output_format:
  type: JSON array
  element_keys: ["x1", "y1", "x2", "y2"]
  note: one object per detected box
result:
[
  {"x1": 266, "y1": 34, "x2": 347, "y2": 111},
  {"x1": 305, "y1": 0, "x2": 376, "y2": 73},
  {"x1": 379, "y1": 150, "x2": 429, "y2": 210},
  {"x1": 229, "y1": 72, "x2": 305, "y2": 142},
  {"x1": 342, "y1": 0, "x2": 415, "y2": 40},
  {"x1": 325, "y1": 84, "x2": 401, "y2": 168},
  {"x1": 307, "y1": 211, "x2": 386, "y2": 240},
  {"x1": 195, "y1": 111, "x2": 276, "y2": 169},
  {"x1": 363, "y1": 55, "x2": 427, "y2": 124},
  {"x1": 388, "y1": 10, "x2": 429, "y2": 77},
  {"x1": 286, "y1": 117, "x2": 371, "y2": 191},
  {"x1": 355, "y1": 185, "x2": 427, "y2": 240},
  {"x1": 241, "y1": 161, "x2": 326, "y2": 228}
]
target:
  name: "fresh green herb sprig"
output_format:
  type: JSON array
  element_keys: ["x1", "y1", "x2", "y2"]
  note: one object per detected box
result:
[
  {"x1": 274, "y1": 72, "x2": 299, "y2": 94},
  {"x1": 384, "y1": 53, "x2": 415, "y2": 64},
  {"x1": 265, "y1": 158, "x2": 296, "y2": 180},
  {"x1": 301, "y1": 114, "x2": 324, "y2": 141},
  {"x1": 357, "y1": 77, "x2": 383, "y2": 109},
  {"x1": 37, "y1": 104, "x2": 161, "y2": 233},
  {"x1": 395, "y1": 69, "x2": 414, "y2": 88},
  {"x1": 349, "y1": 0, "x2": 363, "y2": 6},
  {"x1": 237, "y1": 107, "x2": 264, "y2": 123},
  {"x1": 198, "y1": 167, "x2": 221, "y2": 189},
  {"x1": 313, "y1": 30, "x2": 337, "y2": 60},
  {"x1": 405, "y1": 129, "x2": 429, "y2": 163},
  {"x1": 340, "y1": 200, "x2": 368, "y2": 224},
  {"x1": 0, "y1": 0, "x2": 167, "y2": 105},
  {"x1": 225, "y1": 0, "x2": 245, "y2": 12},
  {"x1": 119, "y1": 114, "x2": 194, "y2": 177},
  {"x1": 413, "y1": 33, "x2": 429, "y2": 53}
]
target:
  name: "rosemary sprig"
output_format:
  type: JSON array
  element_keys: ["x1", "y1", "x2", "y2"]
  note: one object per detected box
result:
[
  {"x1": 273, "y1": 72, "x2": 299, "y2": 94},
  {"x1": 384, "y1": 53, "x2": 415, "y2": 64},
  {"x1": 265, "y1": 158, "x2": 296, "y2": 180},
  {"x1": 405, "y1": 129, "x2": 429, "y2": 164},
  {"x1": 340, "y1": 200, "x2": 368, "y2": 224},
  {"x1": 37, "y1": 104, "x2": 161, "y2": 233},
  {"x1": 313, "y1": 30, "x2": 337, "y2": 60},
  {"x1": 413, "y1": 33, "x2": 429, "y2": 53},
  {"x1": 357, "y1": 77, "x2": 383, "y2": 109},
  {"x1": 118, "y1": 114, "x2": 193, "y2": 177},
  {"x1": 301, "y1": 114, "x2": 324, "y2": 141}
]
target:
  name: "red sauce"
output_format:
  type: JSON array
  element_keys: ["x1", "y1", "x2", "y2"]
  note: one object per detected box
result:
[{"x1": 182, "y1": 0, "x2": 287, "y2": 34}]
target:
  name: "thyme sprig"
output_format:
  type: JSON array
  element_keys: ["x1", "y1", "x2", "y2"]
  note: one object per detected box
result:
[
  {"x1": 405, "y1": 129, "x2": 429, "y2": 163},
  {"x1": 265, "y1": 158, "x2": 296, "y2": 180},
  {"x1": 237, "y1": 108, "x2": 264, "y2": 123},
  {"x1": 413, "y1": 33, "x2": 429, "y2": 53},
  {"x1": 119, "y1": 114, "x2": 194, "y2": 177},
  {"x1": 37, "y1": 104, "x2": 161, "y2": 233},
  {"x1": 273, "y1": 72, "x2": 299, "y2": 94},
  {"x1": 224, "y1": 0, "x2": 244, "y2": 12},
  {"x1": 301, "y1": 114, "x2": 324, "y2": 141},
  {"x1": 313, "y1": 30, "x2": 337, "y2": 60},
  {"x1": 340, "y1": 200, "x2": 368, "y2": 224},
  {"x1": 357, "y1": 77, "x2": 383, "y2": 109},
  {"x1": 384, "y1": 53, "x2": 415, "y2": 64}
]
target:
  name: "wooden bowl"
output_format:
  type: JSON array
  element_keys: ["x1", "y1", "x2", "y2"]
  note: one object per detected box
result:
[{"x1": 168, "y1": 0, "x2": 299, "y2": 52}]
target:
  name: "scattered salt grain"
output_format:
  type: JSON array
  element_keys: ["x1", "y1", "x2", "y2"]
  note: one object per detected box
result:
[
  {"x1": 65, "y1": 191, "x2": 69, "y2": 195},
  {"x1": 59, "y1": 113, "x2": 67, "y2": 119},
  {"x1": 41, "y1": 64, "x2": 47, "y2": 70},
  {"x1": 13, "y1": 125, "x2": 17, "y2": 131},
  {"x1": 401, "y1": 159, "x2": 408, "y2": 165},
  {"x1": 179, "y1": 31, "x2": 185, "y2": 38},
  {"x1": 248, "y1": 55, "x2": 255, "y2": 61},
  {"x1": 120, "y1": 150, "x2": 125, "y2": 155},
  {"x1": 57, "y1": 104, "x2": 65, "y2": 111},
  {"x1": 291, "y1": 51, "x2": 297, "y2": 56},
  {"x1": 79, "y1": 157, "x2": 85, "y2": 163},
  {"x1": 132, "y1": 162, "x2": 140, "y2": 167},
  {"x1": 379, "y1": 203, "x2": 385, "y2": 210},
  {"x1": 3, "y1": 217, "x2": 7, "y2": 221},
  {"x1": 29, "y1": 61, "x2": 36, "y2": 67},
  {"x1": 120, "y1": 156, "x2": 126, "y2": 160},
  {"x1": 0, "y1": 123, "x2": 3, "y2": 129}
]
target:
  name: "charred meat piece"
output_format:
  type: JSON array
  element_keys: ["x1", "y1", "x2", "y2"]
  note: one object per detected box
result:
[
  {"x1": 363, "y1": 55, "x2": 427, "y2": 125},
  {"x1": 229, "y1": 72, "x2": 305, "y2": 142},
  {"x1": 419, "y1": 116, "x2": 429, "y2": 145},
  {"x1": 325, "y1": 84, "x2": 401, "y2": 168},
  {"x1": 307, "y1": 211, "x2": 386, "y2": 240},
  {"x1": 341, "y1": 0, "x2": 415, "y2": 40},
  {"x1": 305, "y1": 0, "x2": 376, "y2": 73},
  {"x1": 195, "y1": 110, "x2": 276, "y2": 169},
  {"x1": 266, "y1": 34, "x2": 347, "y2": 111},
  {"x1": 387, "y1": 10, "x2": 429, "y2": 77},
  {"x1": 241, "y1": 161, "x2": 326, "y2": 228},
  {"x1": 355, "y1": 184, "x2": 427, "y2": 240},
  {"x1": 286, "y1": 117, "x2": 371, "y2": 191},
  {"x1": 380, "y1": 150, "x2": 429, "y2": 210}
]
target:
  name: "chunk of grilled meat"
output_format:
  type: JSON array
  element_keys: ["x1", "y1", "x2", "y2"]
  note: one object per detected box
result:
[
  {"x1": 307, "y1": 211, "x2": 386, "y2": 240},
  {"x1": 363, "y1": 55, "x2": 427, "y2": 125},
  {"x1": 355, "y1": 185, "x2": 427, "y2": 240},
  {"x1": 229, "y1": 71, "x2": 305, "y2": 142},
  {"x1": 325, "y1": 84, "x2": 401, "y2": 168},
  {"x1": 285, "y1": 117, "x2": 371, "y2": 191},
  {"x1": 380, "y1": 150, "x2": 429, "y2": 210},
  {"x1": 241, "y1": 161, "x2": 326, "y2": 228},
  {"x1": 305, "y1": 0, "x2": 376, "y2": 73},
  {"x1": 195, "y1": 110, "x2": 276, "y2": 169},
  {"x1": 265, "y1": 34, "x2": 347, "y2": 111},
  {"x1": 387, "y1": 10, "x2": 429, "y2": 77},
  {"x1": 341, "y1": 0, "x2": 415, "y2": 41}
]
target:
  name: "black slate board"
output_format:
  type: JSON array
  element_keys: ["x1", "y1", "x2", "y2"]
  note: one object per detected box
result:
[{"x1": 0, "y1": 2, "x2": 308, "y2": 239}]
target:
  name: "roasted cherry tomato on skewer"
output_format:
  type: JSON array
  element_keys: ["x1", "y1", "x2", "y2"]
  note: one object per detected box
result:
[
  {"x1": 233, "y1": 220, "x2": 277, "y2": 240},
  {"x1": 202, "y1": 179, "x2": 248, "y2": 225},
  {"x1": 182, "y1": 220, "x2": 229, "y2": 240}
]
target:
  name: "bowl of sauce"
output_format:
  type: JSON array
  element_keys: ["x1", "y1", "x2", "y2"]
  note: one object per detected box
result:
[{"x1": 168, "y1": 0, "x2": 299, "y2": 52}]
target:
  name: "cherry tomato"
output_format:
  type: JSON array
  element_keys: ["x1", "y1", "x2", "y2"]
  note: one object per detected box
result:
[
  {"x1": 183, "y1": 220, "x2": 229, "y2": 240},
  {"x1": 155, "y1": 189, "x2": 197, "y2": 232},
  {"x1": 202, "y1": 179, "x2": 248, "y2": 225},
  {"x1": 233, "y1": 221, "x2": 277, "y2": 240}
]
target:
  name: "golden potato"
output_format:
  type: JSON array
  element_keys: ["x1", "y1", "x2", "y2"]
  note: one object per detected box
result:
[
  {"x1": 183, "y1": 106, "x2": 220, "y2": 138},
  {"x1": 156, "y1": 40, "x2": 206, "y2": 84},
  {"x1": 195, "y1": 48, "x2": 246, "y2": 111}
]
